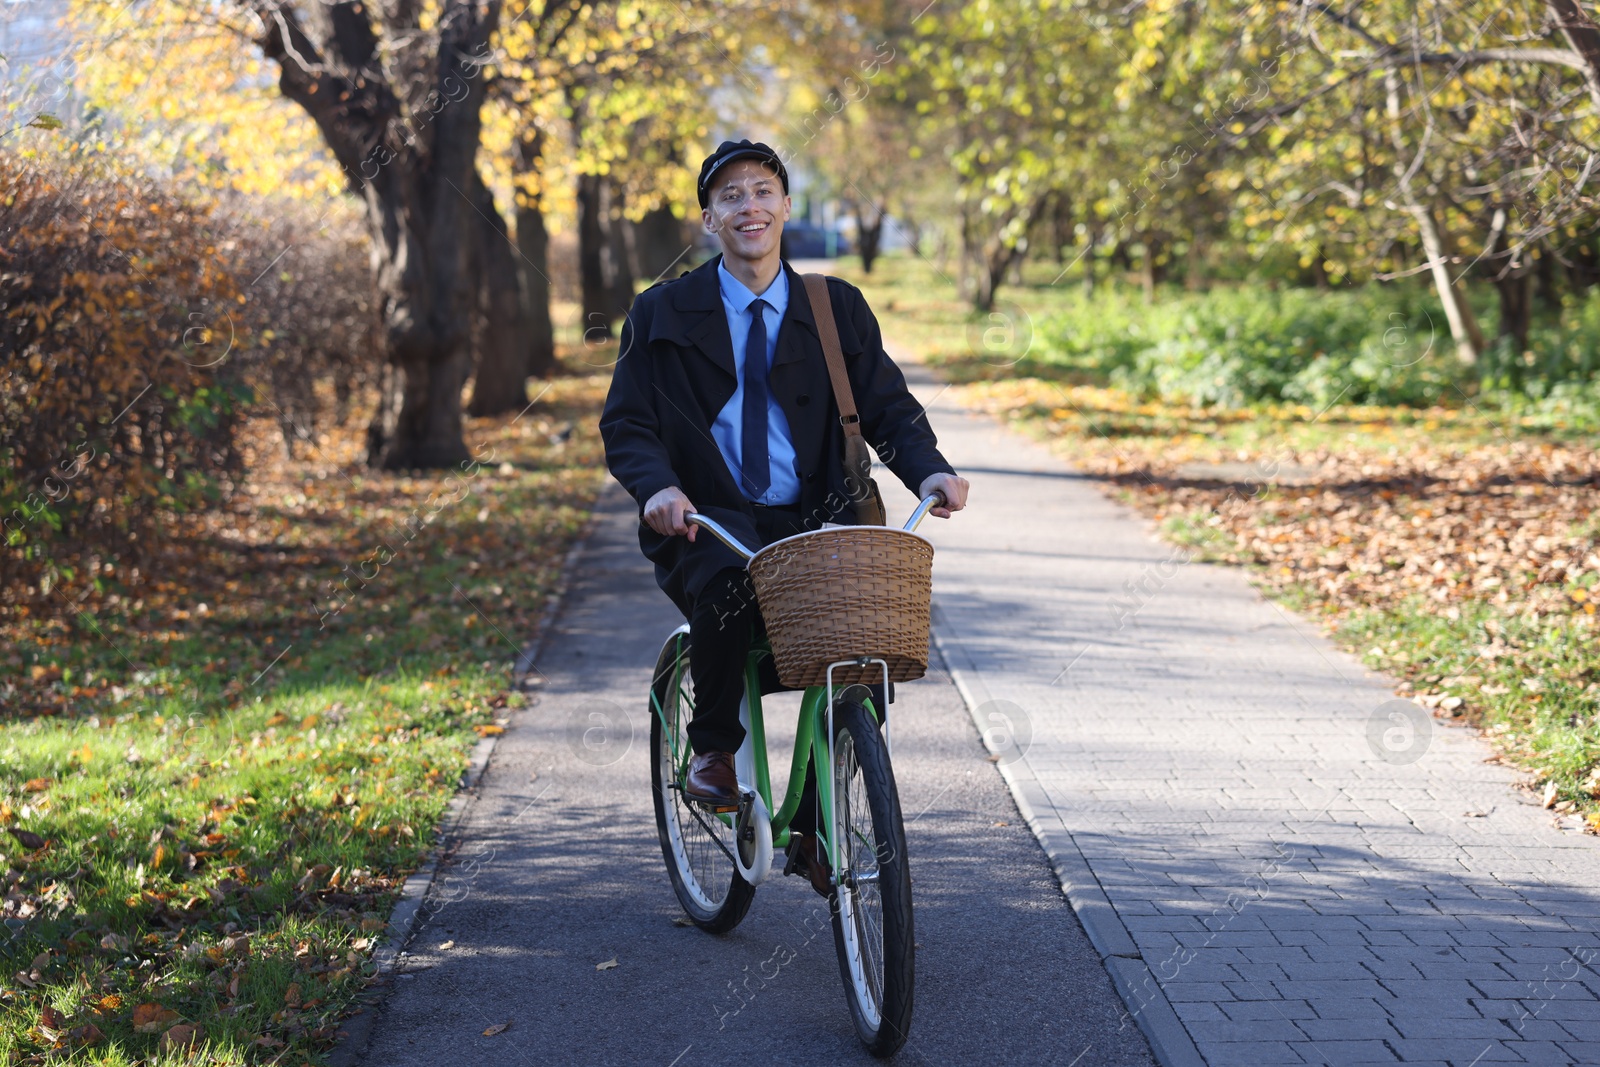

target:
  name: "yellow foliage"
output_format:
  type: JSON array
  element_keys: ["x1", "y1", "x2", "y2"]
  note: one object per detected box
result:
[{"x1": 69, "y1": 0, "x2": 343, "y2": 201}]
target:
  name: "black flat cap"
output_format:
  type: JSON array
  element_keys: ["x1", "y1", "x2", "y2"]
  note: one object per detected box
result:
[{"x1": 697, "y1": 139, "x2": 789, "y2": 208}]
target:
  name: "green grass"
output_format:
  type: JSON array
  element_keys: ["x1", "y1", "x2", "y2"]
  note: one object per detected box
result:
[
  {"x1": 0, "y1": 363, "x2": 609, "y2": 1063},
  {"x1": 1157, "y1": 511, "x2": 1238, "y2": 563},
  {"x1": 1, "y1": 671, "x2": 498, "y2": 1063}
]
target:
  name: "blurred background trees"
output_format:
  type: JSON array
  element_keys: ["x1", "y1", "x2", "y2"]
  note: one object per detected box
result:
[{"x1": 5, "y1": 0, "x2": 1600, "y2": 606}]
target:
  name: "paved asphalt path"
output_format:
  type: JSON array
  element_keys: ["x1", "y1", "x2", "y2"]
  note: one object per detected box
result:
[{"x1": 348, "y1": 472, "x2": 1156, "y2": 1064}]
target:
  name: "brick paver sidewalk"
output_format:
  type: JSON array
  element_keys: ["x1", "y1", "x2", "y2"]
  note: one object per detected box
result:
[{"x1": 907, "y1": 362, "x2": 1600, "y2": 1066}]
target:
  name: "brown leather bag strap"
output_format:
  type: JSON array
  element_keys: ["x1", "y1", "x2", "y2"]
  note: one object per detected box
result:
[{"x1": 801, "y1": 273, "x2": 863, "y2": 438}]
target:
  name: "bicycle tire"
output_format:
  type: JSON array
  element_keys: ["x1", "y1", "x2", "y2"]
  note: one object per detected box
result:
[
  {"x1": 828, "y1": 699, "x2": 914, "y2": 1056},
  {"x1": 649, "y1": 630, "x2": 755, "y2": 933}
]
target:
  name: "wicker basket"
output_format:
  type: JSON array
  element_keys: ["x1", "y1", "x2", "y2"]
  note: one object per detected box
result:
[{"x1": 749, "y1": 526, "x2": 935, "y2": 689}]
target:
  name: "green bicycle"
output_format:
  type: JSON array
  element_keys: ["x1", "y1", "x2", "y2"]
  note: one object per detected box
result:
[{"x1": 648, "y1": 493, "x2": 945, "y2": 1057}]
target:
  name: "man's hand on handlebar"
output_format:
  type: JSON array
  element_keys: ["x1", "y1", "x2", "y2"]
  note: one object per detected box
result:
[
  {"x1": 644, "y1": 486, "x2": 698, "y2": 541},
  {"x1": 918, "y1": 472, "x2": 970, "y2": 519}
]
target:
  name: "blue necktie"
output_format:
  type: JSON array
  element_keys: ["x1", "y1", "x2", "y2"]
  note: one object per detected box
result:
[{"x1": 741, "y1": 297, "x2": 771, "y2": 498}]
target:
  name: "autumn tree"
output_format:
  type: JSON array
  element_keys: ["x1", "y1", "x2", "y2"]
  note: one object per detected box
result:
[
  {"x1": 885, "y1": 0, "x2": 1136, "y2": 310},
  {"x1": 1128, "y1": 0, "x2": 1600, "y2": 364}
]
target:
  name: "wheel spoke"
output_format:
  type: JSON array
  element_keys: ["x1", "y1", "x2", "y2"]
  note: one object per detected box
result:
[
  {"x1": 655, "y1": 642, "x2": 739, "y2": 914},
  {"x1": 834, "y1": 726, "x2": 888, "y2": 1026}
]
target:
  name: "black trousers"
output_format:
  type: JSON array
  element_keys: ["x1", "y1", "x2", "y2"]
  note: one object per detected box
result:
[{"x1": 686, "y1": 505, "x2": 889, "y2": 837}]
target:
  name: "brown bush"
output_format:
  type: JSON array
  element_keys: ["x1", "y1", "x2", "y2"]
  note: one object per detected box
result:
[{"x1": 0, "y1": 144, "x2": 378, "y2": 608}]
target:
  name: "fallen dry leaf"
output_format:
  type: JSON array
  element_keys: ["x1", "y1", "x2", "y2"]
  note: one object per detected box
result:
[
  {"x1": 159, "y1": 1023, "x2": 204, "y2": 1052},
  {"x1": 439, "y1": 940, "x2": 456, "y2": 950},
  {"x1": 1543, "y1": 780, "x2": 1560, "y2": 809},
  {"x1": 66, "y1": 1023, "x2": 105, "y2": 1047},
  {"x1": 38, "y1": 1004, "x2": 64, "y2": 1041},
  {"x1": 132, "y1": 1002, "x2": 179, "y2": 1033},
  {"x1": 7, "y1": 827, "x2": 46, "y2": 850},
  {"x1": 595, "y1": 957, "x2": 618, "y2": 971},
  {"x1": 482, "y1": 1022, "x2": 511, "y2": 1036},
  {"x1": 283, "y1": 982, "x2": 302, "y2": 1009}
]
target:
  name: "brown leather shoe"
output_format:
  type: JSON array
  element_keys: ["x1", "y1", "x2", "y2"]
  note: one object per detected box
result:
[
  {"x1": 784, "y1": 832, "x2": 835, "y2": 898},
  {"x1": 683, "y1": 751, "x2": 739, "y2": 808}
]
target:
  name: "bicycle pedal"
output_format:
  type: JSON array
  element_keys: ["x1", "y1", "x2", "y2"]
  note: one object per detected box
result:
[{"x1": 686, "y1": 796, "x2": 739, "y2": 814}]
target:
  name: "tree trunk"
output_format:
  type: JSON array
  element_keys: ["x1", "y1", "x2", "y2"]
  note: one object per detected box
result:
[
  {"x1": 366, "y1": 345, "x2": 471, "y2": 468},
  {"x1": 975, "y1": 244, "x2": 1023, "y2": 313},
  {"x1": 632, "y1": 203, "x2": 689, "y2": 282},
  {"x1": 1309, "y1": 245, "x2": 1331, "y2": 290},
  {"x1": 1534, "y1": 246, "x2": 1562, "y2": 314},
  {"x1": 513, "y1": 133, "x2": 556, "y2": 379},
  {"x1": 900, "y1": 205, "x2": 922, "y2": 257},
  {"x1": 253, "y1": 0, "x2": 497, "y2": 469},
  {"x1": 577, "y1": 173, "x2": 633, "y2": 340},
  {"x1": 1385, "y1": 70, "x2": 1486, "y2": 365},
  {"x1": 1052, "y1": 192, "x2": 1073, "y2": 265},
  {"x1": 1495, "y1": 270, "x2": 1532, "y2": 358},
  {"x1": 1408, "y1": 203, "x2": 1487, "y2": 364},
  {"x1": 1082, "y1": 222, "x2": 1099, "y2": 296},
  {"x1": 1184, "y1": 237, "x2": 1207, "y2": 291},
  {"x1": 962, "y1": 198, "x2": 1038, "y2": 311},
  {"x1": 1141, "y1": 232, "x2": 1165, "y2": 302},
  {"x1": 577, "y1": 172, "x2": 608, "y2": 342},
  {"x1": 604, "y1": 177, "x2": 636, "y2": 318},
  {"x1": 855, "y1": 201, "x2": 885, "y2": 274},
  {"x1": 1109, "y1": 238, "x2": 1133, "y2": 276},
  {"x1": 467, "y1": 170, "x2": 530, "y2": 417}
]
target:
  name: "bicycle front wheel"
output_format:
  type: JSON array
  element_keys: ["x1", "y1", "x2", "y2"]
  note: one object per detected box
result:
[
  {"x1": 649, "y1": 630, "x2": 755, "y2": 933},
  {"x1": 829, "y1": 700, "x2": 914, "y2": 1056}
]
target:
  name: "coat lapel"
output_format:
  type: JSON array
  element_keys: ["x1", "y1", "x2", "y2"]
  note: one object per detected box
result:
[{"x1": 665, "y1": 256, "x2": 735, "y2": 381}]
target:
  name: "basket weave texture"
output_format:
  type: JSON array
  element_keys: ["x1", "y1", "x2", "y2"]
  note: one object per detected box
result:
[{"x1": 749, "y1": 527, "x2": 934, "y2": 689}]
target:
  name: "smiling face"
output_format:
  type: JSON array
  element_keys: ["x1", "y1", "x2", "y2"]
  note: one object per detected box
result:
[{"x1": 702, "y1": 159, "x2": 791, "y2": 268}]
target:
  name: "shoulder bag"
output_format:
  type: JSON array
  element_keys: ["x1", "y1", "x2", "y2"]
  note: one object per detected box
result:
[{"x1": 801, "y1": 273, "x2": 888, "y2": 526}]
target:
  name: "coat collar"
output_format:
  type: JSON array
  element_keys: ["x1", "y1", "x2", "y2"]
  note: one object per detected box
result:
[{"x1": 656, "y1": 255, "x2": 819, "y2": 376}]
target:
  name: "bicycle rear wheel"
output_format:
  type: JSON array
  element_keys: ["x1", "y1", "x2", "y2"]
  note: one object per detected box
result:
[
  {"x1": 649, "y1": 630, "x2": 755, "y2": 933},
  {"x1": 829, "y1": 700, "x2": 914, "y2": 1056}
]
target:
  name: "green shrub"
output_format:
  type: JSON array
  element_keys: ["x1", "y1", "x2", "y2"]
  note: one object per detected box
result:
[{"x1": 1030, "y1": 282, "x2": 1600, "y2": 413}]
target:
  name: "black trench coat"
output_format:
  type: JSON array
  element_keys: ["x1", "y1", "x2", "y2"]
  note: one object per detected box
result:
[{"x1": 599, "y1": 255, "x2": 955, "y2": 618}]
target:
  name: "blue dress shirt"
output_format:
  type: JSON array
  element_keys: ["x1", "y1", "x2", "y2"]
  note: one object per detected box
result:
[{"x1": 712, "y1": 259, "x2": 800, "y2": 505}]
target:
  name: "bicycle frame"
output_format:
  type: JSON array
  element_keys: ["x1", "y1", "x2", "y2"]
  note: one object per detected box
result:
[
  {"x1": 649, "y1": 628, "x2": 879, "y2": 885},
  {"x1": 665, "y1": 493, "x2": 943, "y2": 887}
]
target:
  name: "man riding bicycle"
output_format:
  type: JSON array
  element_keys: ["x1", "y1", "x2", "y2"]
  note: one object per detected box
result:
[{"x1": 600, "y1": 139, "x2": 969, "y2": 896}]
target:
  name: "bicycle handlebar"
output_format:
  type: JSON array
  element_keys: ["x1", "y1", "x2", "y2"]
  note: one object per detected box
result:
[
  {"x1": 684, "y1": 491, "x2": 947, "y2": 561},
  {"x1": 901, "y1": 491, "x2": 947, "y2": 533},
  {"x1": 682, "y1": 512, "x2": 757, "y2": 562}
]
